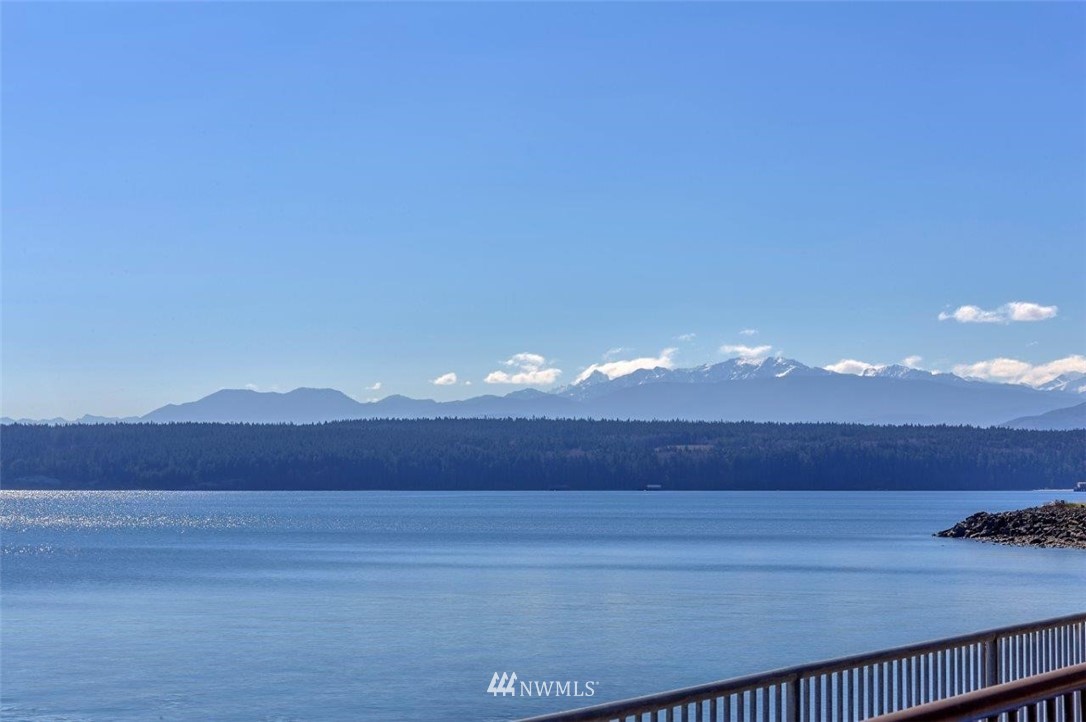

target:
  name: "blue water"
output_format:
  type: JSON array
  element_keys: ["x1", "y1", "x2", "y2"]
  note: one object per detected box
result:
[{"x1": 2, "y1": 491, "x2": 1084, "y2": 721}]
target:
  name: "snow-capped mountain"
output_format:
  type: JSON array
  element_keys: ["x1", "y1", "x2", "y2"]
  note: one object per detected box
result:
[
  {"x1": 536, "y1": 356, "x2": 1078, "y2": 424},
  {"x1": 559, "y1": 357, "x2": 829, "y2": 400},
  {"x1": 858, "y1": 364, "x2": 974, "y2": 386},
  {"x1": 1036, "y1": 372, "x2": 1086, "y2": 394},
  {"x1": 860, "y1": 364, "x2": 931, "y2": 380},
  {"x1": 701, "y1": 356, "x2": 831, "y2": 381}
]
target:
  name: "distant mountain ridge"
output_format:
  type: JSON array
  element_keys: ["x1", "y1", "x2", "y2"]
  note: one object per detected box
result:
[
  {"x1": 4, "y1": 356, "x2": 1081, "y2": 427},
  {"x1": 1003, "y1": 402, "x2": 1086, "y2": 431},
  {"x1": 144, "y1": 387, "x2": 365, "y2": 424}
]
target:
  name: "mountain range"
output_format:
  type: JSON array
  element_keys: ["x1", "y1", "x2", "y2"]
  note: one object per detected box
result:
[{"x1": 3, "y1": 357, "x2": 1084, "y2": 428}]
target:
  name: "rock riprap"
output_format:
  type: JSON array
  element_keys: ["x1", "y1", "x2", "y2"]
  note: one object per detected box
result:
[{"x1": 935, "y1": 502, "x2": 1086, "y2": 550}]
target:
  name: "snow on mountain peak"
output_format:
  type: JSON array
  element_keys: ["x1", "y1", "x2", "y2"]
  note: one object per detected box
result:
[
  {"x1": 1037, "y1": 372, "x2": 1086, "y2": 394},
  {"x1": 859, "y1": 364, "x2": 926, "y2": 379}
]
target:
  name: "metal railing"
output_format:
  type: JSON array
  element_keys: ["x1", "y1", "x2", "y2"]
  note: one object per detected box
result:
[
  {"x1": 517, "y1": 612, "x2": 1086, "y2": 722},
  {"x1": 868, "y1": 662, "x2": 1086, "y2": 722}
]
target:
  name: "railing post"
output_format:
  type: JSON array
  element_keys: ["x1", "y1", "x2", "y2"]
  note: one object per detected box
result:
[
  {"x1": 788, "y1": 674, "x2": 801, "y2": 722},
  {"x1": 983, "y1": 635, "x2": 1002, "y2": 722},
  {"x1": 985, "y1": 635, "x2": 1000, "y2": 687}
]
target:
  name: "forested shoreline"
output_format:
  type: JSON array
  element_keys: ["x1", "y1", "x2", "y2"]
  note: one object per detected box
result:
[{"x1": 1, "y1": 419, "x2": 1082, "y2": 491}]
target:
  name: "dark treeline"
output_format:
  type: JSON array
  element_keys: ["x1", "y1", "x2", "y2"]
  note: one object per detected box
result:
[{"x1": 1, "y1": 419, "x2": 1083, "y2": 491}]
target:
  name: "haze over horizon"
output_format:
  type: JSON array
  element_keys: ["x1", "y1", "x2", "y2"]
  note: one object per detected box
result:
[{"x1": 3, "y1": 3, "x2": 1084, "y2": 419}]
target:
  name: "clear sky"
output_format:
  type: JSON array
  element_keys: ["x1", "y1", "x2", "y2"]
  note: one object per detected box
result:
[{"x1": 3, "y1": 2, "x2": 1084, "y2": 418}]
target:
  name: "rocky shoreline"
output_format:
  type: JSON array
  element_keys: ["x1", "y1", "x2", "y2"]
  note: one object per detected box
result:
[{"x1": 935, "y1": 501, "x2": 1086, "y2": 550}]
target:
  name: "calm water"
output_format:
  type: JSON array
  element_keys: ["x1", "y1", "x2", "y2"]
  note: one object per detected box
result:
[{"x1": 1, "y1": 491, "x2": 1084, "y2": 721}]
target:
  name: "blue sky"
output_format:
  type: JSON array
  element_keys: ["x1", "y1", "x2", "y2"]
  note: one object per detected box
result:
[{"x1": 3, "y1": 3, "x2": 1084, "y2": 418}]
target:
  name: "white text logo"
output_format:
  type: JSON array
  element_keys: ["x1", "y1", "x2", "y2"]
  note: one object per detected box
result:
[{"x1": 487, "y1": 672, "x2": 598, "y2": 698}]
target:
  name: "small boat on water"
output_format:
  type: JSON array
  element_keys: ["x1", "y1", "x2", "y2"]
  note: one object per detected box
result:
[{"x1": 1074, "y1": 481, "x2": 1086, "y2": 493}]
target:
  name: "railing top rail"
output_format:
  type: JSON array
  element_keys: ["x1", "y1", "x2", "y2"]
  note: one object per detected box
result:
[
  {"x1": 866, "y1": 662, "x2": 1086, "y2": 722},
  {"x1": 516, "y1": 611, "x2": 1086, "y2": 722}
]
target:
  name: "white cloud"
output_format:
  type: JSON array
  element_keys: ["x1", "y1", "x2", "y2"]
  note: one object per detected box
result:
[
  {"x1": 676, "y1": 333, "x2": 697, "y2": 342},
  {"x1": 938, "y1": 302, "x2": 1058, "y2": 324},
  {"x1": 244, "y1": 383, "x2": 260, "y2": 391},
  {"x1": 824, "y1": 359, "x2": 879, "y2": 375},
  {"x1": 485, "y1": 352, "x2": 562, "y2": 385},
  {"x1": 954, "y1": 358, "x2": 1029, "y2": 382},
  {"x1": 366, "y1": 382, "x2": 382, "y2": 391},
  {"x1": 603, "y1": 347, "x2": 629, "y2": 358},
  {"x1": 574, "y1": 348, "x2": 678, "y2": 384},
  {"x1": 939, "y1": 306, "x2": 1001, "y2": 323},
  {"x1": 901, "y1": 355, "x2": 923, "y2": 369},
  {"x1": 720, "y1": 344, "x2": 773, "y2": 361},
  {"x1": 739, "y1": 328, "x2": 758, "y2": 336},
  {"x1": 507, "y1": 352, "x2": 545, "y2": 368},
  {"x1": 953, "y1": 355, "x2": 1086, "y2": 387},
  {"x1": 431, "y1": 372, "x2": 458, "y2": 386},
  {"x1": 1006, "y1": 302, "x2": 1059, "y2": 321}
]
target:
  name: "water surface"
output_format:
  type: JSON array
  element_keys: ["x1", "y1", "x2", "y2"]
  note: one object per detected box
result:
[{"x1": 2, "y1": 491, "x2": 1083, "y2": 721}]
